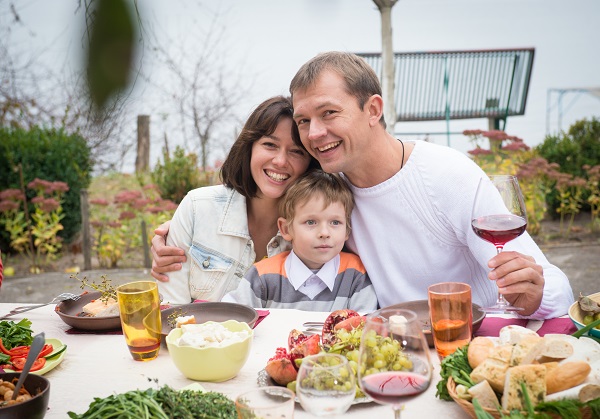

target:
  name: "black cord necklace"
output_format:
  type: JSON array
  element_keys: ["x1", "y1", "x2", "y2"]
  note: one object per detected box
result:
[{"x1": 399, "y1": 138, "x2": 405, "y2": 170}]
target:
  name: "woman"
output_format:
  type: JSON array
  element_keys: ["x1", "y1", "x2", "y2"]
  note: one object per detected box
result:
[{"x1": 157, "y1": 96, "x2": 318, "y2": 304}]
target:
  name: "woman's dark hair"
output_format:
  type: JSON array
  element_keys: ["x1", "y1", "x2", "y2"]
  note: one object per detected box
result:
[{"x1": 220, "y1": 96, "x2": 320, "y2": 198}]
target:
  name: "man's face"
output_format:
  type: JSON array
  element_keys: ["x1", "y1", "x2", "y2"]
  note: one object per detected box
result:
[{"x1": 292, "y1": 70, "x2": 371, "y2": 177}]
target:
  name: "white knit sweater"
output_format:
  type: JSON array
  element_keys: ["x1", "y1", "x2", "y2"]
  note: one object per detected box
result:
[{"x1": 345, "y1": 140, "x2": 574, "y2": 319}]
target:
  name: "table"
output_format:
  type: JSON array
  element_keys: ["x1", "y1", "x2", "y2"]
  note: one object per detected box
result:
[{"x1": 0, "y1": 304, "x2": 539, "y2": 418}]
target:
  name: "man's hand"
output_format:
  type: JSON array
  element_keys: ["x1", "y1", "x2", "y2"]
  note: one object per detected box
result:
[
  {"x1": 151, "y1": 220, "x2": 186, "y2": 282},
  {"x1": 488, "y1": 250, "x2": 545, "y2": 316}
]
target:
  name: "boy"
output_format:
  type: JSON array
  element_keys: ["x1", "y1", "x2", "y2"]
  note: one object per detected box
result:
[{"x1": 222, "y1": 170, "x2": 377, "y2": 311}]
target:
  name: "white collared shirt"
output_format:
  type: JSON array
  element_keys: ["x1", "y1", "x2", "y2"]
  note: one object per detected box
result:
[{"x1": 285, "y1": 250, "x2": 339, "y2": 299}]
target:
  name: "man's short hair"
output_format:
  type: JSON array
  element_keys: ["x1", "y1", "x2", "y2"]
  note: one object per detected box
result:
[
  {"x1": 289, "y1": 51, "x2": 386, "y2": 128},
  {"x1": 279, "y1": 170, "x2": 354, "y2": 234}
]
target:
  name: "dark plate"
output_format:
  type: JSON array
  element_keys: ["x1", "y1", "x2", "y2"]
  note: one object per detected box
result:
[
  {"x1": 160, "y1": 302, "x2": 258, "y2": 340},
  {"x1": 54, "y1": 291, "x2": 122, "y2": 331},
  {"x1": 385, "y1": 300, "x2": 485, "y2": 347}
]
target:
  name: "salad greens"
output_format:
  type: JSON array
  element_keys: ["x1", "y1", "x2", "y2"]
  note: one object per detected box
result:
[
  {"x1": 0, "y1": 318, "x2": 34, "y2": 349},
  {"x1": 435, "y1": 344, "x2": 473, "y2": 401},
  {"x1": 67, "y1": 383, "x2": 237, "y2": 419}
]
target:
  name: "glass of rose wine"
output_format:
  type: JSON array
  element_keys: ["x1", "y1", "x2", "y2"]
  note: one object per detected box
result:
[
  {"x1": 357, "y1": 308, "x2": 432, "y2": 419},
  {"x1": 471, "y1": 175, "x2": 528, "y2": 312}
]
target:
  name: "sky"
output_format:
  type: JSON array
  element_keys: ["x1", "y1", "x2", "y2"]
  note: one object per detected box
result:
[{"x1": 4, "y1": 0, "x2": 600, "y2": 171}]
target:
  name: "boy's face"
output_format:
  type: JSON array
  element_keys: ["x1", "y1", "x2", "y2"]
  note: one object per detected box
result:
[{"x1": 278, "y1": 195, "x2": 349, "y2": 270}]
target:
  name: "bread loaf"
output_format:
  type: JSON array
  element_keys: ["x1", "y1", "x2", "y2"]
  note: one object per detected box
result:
[
  {"x1": 498, "y1": 325, "x2": 538, "y2": 345},
  {"x1": 546, "y1": 361, "x2": 591, "y2": 394},
  {"x1": 501, "y1": 364, "x2": 546, "y2": 411},
  {"x1": 467, "y1": 380, "x2": 500, "y2": 410},
  {"x1": 467, "y1": 336, "x2": 495, "y2": 368},
  {"x1": 510, "y1": 335, "x2": 545, "y2": 366},
  {"x1": 540, "y1": 339, "x2": 573, "y2": 360},
  {"x1": 579, "y1": 384, "x2": 600, "y2": 403},
  {"x1": 470, "y1": 357, "x2": 509, "y2": 393},
  {"x1": 488, "y1": 344, "x2": 513, "y2": 364}
]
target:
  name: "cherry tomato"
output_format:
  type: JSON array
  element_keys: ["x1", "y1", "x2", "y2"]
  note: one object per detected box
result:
[{"x1": 10, "y1": 357, "x2": 46, "y2": 372}]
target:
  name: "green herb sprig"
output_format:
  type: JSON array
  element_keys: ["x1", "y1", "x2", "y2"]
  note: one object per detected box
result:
[{"x1": 71, "y1": 273, "x2": 117, "y2": 303}]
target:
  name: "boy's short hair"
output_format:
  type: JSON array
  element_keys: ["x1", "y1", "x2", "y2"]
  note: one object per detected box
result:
[
  {"x1": 279, "y1": 170, "x2": 354, "y2": 234},
  {"x1": 289, "y1": 51, "x2": 386, "y2": 128}
]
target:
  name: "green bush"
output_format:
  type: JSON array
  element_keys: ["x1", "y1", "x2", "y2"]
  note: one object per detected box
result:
[
  {"x1": 151, "y1": 146, "x2": 210, "y2": 204},
  {"x1": 536, "y1": 118, "x2": 600, "y2": 216},
  {"x1": 0, "y1": 127, "x2": 93, "y2": 250}
]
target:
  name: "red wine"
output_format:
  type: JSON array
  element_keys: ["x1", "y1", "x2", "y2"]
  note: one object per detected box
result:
[
  {"x1": 361, "y1": 372, "x2": 430, "y2": 404},
  {"x1": 471, "y1": 214, "x2": 527, "y2": 248}
]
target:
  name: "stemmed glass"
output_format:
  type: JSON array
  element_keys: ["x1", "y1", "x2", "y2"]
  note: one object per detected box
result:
[
  {"x1": 296, "y1": 353, "x2": 355, "y2": 417},
  {"x1": 471, "y1": 175, "x2": 528, "y2": 312},
  {"x1": 357, "y1": 308, "x2": 432, "y2": 419}
]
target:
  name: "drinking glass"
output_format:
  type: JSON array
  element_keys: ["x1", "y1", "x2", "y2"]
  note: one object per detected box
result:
[
  {"x1": 236, "y1": 386, "x2": 295, "y2": 419},
  {"x1": 427, "y1": 282, "x2": 472, "y2": 359},
  {"x1": 357, "y1": 308, "x2": 432, "y2": 419},
  {"x1": 116, "y1": 280, "x2": 162, "y2": 361},
  {"x1": 296, "y1": 353, "x2": 355, "y2": 417},
  {"x1": 471, "y1": 175, "x2": 527, "y2": 312}
]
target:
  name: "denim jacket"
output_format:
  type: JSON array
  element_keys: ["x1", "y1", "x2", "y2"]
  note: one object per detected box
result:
[{"x1": 157, "y1": 185, "x2": 291, "y2": 304}]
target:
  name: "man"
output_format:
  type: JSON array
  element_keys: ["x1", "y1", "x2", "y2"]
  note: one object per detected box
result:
[{"x1": 152, "y1": 52, "x2": 573, "y2": 318}]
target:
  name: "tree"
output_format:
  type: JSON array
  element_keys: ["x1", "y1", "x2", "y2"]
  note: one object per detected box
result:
[
  {"x1": 373, "y1": 0, "x2": 399, "y2": 134},
  {"x1": 0, "y1": 0, "x2": 138, "y2": 173},
  {"x1": 144, "y1": 5, "x2": 251, "y2": 170}
]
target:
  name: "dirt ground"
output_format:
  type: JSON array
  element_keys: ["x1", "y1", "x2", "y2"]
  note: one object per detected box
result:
[{"x1": 1, "y1": 213, "x2": 599, "y2": 303}]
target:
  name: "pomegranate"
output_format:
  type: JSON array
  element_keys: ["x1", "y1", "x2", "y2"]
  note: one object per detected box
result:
[
  {"x1": 265, "y1": 347, "x2": 297, "y2": 386},
  {"x1": 321, "y1": 309, "x2": 360, "y2": 350},
  {"x1": 288, "y1": 329, "x2": 309, "y2": 350},
  {"x1": 290, "y1": 333, "x2": 321, "y2": 361},
  {"x1": 288, "y1": 330, "x2": 322, "y2": 367}
]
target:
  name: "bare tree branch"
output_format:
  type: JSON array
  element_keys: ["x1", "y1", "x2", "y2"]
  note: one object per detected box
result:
[{"x1": 142, "y1": 3, "x2": 253, "y2": 169}]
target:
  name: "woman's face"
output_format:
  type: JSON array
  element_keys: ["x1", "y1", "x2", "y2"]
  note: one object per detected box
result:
[{"x1": 250, "y1": 117, "x2": 312, "y2": 200}]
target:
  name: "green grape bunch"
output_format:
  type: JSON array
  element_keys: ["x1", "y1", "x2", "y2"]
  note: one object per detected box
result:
[
  {"x1": 298, "y1": 354, "x2": 355, "y2": 393},
  {"x1": 359, "y1": 329, "x2": 412, "y2": 376},
  {"x1": 320, "y1": 325, "x2": 409, "y2": 399}
]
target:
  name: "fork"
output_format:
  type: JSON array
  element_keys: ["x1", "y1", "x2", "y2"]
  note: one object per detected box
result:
[{"x1": 0, "y1": 293, "x2": 81, "y2": 320}]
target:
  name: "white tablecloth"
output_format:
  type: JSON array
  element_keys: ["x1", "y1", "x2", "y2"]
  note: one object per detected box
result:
[{"x1": 0, "y1": 304, "x2": 469, "y2": 418}]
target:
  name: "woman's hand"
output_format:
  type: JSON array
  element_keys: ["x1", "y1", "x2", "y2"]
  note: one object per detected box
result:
[
  {"x1": 150, "y1": 220, "x2": 186, "y2": 282},
  {"x1": 488, "y1": 250, "x2": 545, "y2": 316}
]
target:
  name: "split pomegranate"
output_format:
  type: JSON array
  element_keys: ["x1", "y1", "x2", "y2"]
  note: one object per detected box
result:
[
  {"x1": 321, "y1": 309, "x2": 361, "y2": 350},
  {"x1": 265, "y1": 347, "x2": 297, "y2": 386},
  {"x1": 266, "y1": 330, "x2": 322, "y2": 385},
  {"x1": 288, "y1": 328, "x2": 309, "y2": 350}
]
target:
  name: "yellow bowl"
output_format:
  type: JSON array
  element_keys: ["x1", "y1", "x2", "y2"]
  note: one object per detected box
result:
[
  {"x1": 166, "y1": 320, "x2": 253, "y2": 382},
  {"x1": 568, "y1": 291, "x2": 600, "y2": 339}
]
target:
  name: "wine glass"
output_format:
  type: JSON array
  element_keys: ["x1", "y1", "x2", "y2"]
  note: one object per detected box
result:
[
  {"x1": 357, "y1": 308, "x2": 432, "y2": 419},
  {"x1": 296, "y1": 353, "x2": 355, "y2": 417},
  {"x1": 471, "y1": 175, "x2": 528, "y2": 312}
]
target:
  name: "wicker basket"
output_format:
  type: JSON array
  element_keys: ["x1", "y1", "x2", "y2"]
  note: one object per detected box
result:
[{"x1": 447, "y1": 377, "x2": 593, "y2": 419}]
